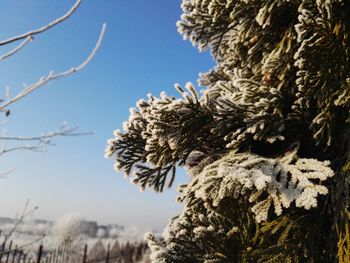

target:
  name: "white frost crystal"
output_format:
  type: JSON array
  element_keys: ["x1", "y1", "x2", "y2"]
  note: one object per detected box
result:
[{"x1": 181, "y1": 151, "x2": 334, "y2": 223}]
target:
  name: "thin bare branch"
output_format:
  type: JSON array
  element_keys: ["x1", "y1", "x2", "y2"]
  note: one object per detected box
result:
[
  {"x1": 1, "y1": 129, "x2": 6, "y2": 152},
  {"x1": 0, "y1": 36, "x2": 32, "y2": 61},
  {"x1": 54, "y1": 22, "x2": 107, "y2": 74},
  {"x1": 0, "y1": 124, "x2": 93, "y2": 156},
  {"x1": 3, "y1": 200, "x2": 38, "y2": 242},
  {"x1": 0, "y1": 127, "x2": 93, "y2": 142},
  {"x1": 0, "y1": 23, "x2": 107, "y2": 111},
  {"x1": 0, "y1": 119, "x2": 9, "y2": 126},
  {"x1": 0, "y1": 0, "x2": 82, "y2": 47},
  {"x1": 0, "y1": 168, "x2": 16, "y2": 179},
  {"x1": 0, "y1": 145, "x2": 45, "y2": 156}
]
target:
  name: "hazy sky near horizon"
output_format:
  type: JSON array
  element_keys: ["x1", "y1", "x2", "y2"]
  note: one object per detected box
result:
[{"x1": 0, "y1": 1, "x2": 214, "y2": 231}]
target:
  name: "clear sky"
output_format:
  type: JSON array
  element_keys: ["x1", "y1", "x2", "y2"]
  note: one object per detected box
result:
[{"x1": 0, "y1": 0, "x2": 214, "y2": 231}]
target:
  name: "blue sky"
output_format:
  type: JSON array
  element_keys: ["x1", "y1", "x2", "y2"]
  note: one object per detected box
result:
[{"x1": 0, "y1": 0, "x2": 214, "y2": 231}]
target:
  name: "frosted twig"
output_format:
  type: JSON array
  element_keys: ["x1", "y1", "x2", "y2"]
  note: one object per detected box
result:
[
  {"x1": 0, "y1": 119, "x2": 8, "y2": 126},
  {"x1": 0, "y1": 36, "x2": 32, "y2": 61},
  {"x1": 0, "y1": 127, "x2": 93, "y2": 141},
  {"x1": 3, "y1": 200, "x2": 38, "y2": 242},
  {"x1": 1, "y1": 129, "x2": 6, "y2": 153},
  {"x1": 0, "y1": 23, "x2": 106, "y2": 111},
  {"x1": 0, "y1": 125, "x2": 93, "y2": 156},
  {"x1": 0, "y1": 145, "x2": 45, "y2": 156},
  {"x1": 0, "y1": 0, "x2": 82, "y2": 47},
  {"x1": 0, "y1": 168, "x2": 16, "y2": 178}
]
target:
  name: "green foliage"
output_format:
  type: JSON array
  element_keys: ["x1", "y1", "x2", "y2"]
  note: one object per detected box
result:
[{"x1": 106, "y1": 0, "x2": 350, "y2": 262}]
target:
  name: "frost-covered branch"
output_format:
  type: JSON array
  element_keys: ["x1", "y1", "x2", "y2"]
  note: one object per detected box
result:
[
  {"x1": 0, "y1": 0, "x2": 81, "y2": 47},
  {"x1": 0, "y1": 145, "x2": 44, "y2": 156},
  {"x1": 108, "y1": 0, "x2": 350, "y2": 261},
  {"x1": 0, "y1": 123, "x2": 93, "y2": 156},
  {"x1": 0, "y1": 36, "x2": 32, "y2": 61},
  {"x1": 182, "y1": 151, "x2": 334, "y2": 223},
  {"x1": 0, "y1": 127, "x2": 92, "y2": 142},
  {"x1": 105, "y1": 83, "x2": 218, "y2": 192},
  {"x1": 3, "y1": 200, "x2": 38, "y2": 243},
  {"x1": 0, "y1": 169, "x2": 15, "y2": 178},
  {"x1": 0, "y1": 23, "x2": 106, "y2": 111}
]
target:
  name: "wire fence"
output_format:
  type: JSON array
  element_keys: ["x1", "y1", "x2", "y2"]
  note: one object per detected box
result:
[{"x1": 0, "y1": 232, "x2": 149, "y2": 263}]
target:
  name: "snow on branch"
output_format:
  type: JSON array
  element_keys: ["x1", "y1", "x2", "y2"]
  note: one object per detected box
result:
[
  {"x1": 181, "y1": 150, "x2": 334, "y2": 223},
  {"x1": 105, "y1": 84, "x2": 215, "y2": 192}
]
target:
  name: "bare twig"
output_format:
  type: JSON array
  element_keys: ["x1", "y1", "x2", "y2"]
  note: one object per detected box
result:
[
  {"x1": 1, "y1": 129, "x2": 6, "y2": 152},
  {"x1": 0, "y1": 168, "x2": 16, "y2": 178},
  {"x1": 0, "y1": 127, "x2": 93, "y2": 142},
  {"x1": 0, "y1": 145, "x2": 46, "y2": 156},
  {"x1": 0, "y1": 0, "x2": 82, "y2": 47},
  {"x1": 0, "y1": 119, "x2": 8, "y2": 126},
  {"x1": 0, "y1": 36, "x2": 32, "y2": 61},
  {"x1": 0, "y1": 123, "x2": 93, "y2": 156},
  {"x1": 0, "y1": 23, "x2": 106, "y2": 111},
  {"x1": 3, "y1": 200, "x2": 38, "y2": 242}
]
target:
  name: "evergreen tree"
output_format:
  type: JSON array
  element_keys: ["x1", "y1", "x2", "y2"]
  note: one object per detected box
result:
[{"x1": 106, "y1": 0, "x2": 350, "y2": 262}]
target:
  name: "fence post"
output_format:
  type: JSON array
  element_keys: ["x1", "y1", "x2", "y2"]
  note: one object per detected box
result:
[
  {"x1": 63, "y1": 239, "x2": 68, "y2": 263},
  {"x1": 16, "y1": 251, "x2": 22, "y2": 263},
  {"x1": 0, "y1": 238, "x2": 6, "y2": 262},
  {"x1": 82, "y1": 244, "x2": 87, "y2": 263},
  {"x1": 5, "y1": 240, "x2": 13, "y2": 263},
  {"x1": 105, "y1": 243, "x2": 110, "y2": 263},
  {"x1": 55, "y1": 245, "x2": 59, "y2": 263},
  {"x1": 11, "y1": 245, "x2": 17, "y2": 263},
  {"x1": 36, "y1": 244, "x2": 43, "y2": 263},
  {"x1": 51, "y1": 250, "x2": 56, "y2": 263}
]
